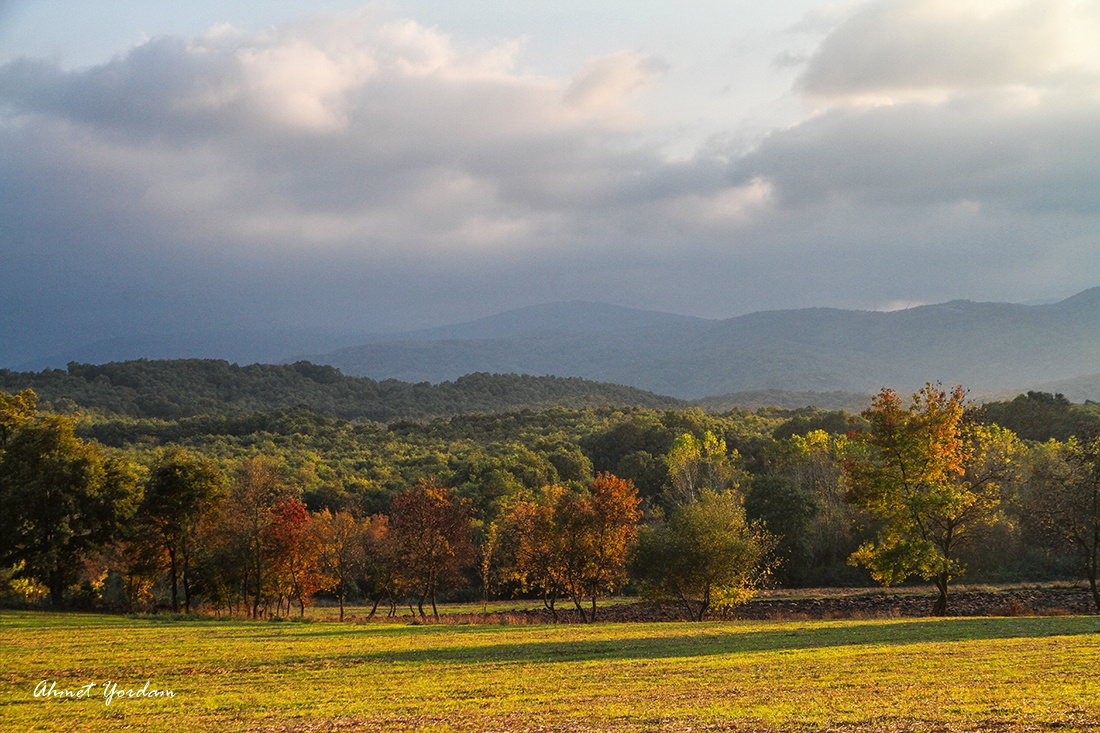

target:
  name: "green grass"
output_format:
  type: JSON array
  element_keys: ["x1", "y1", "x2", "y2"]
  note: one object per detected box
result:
[{"x1": 2, "y1": 610, "x2": 1099, "y2": 731}]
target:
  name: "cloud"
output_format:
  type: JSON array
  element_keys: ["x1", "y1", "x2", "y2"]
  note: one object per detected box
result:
[
  {"x1": 739, "y1": 0, "x2": 1100, "y2": 215},
  {"x1": 0, "y1": 14, "x2": 678, "y2": 260},
  {"x1": 797, "y1": 0, "x2": 1100, "y2": 101},
  {"x1": 2, "y1": 4, "x2": 1100, "y2": 367},
  {"x1": 563, "y1": 50, "x2": 667, "y2": 123}
]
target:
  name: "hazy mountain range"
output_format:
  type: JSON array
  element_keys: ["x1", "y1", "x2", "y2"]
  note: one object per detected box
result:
[
  {"x1": 302, "y1": 288, "x2": 1100, "y2": 401},
  {"x1": 13, "y1": 288, "x2": 1100, "y2": 404}
]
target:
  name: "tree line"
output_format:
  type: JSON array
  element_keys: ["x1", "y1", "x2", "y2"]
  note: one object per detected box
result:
[
  {"x1": 0, "y1": 360, "x2": 683, "y2": 421},
  {"x1": 2, "y1": 384, "x2": 1099, "y2": 618}
]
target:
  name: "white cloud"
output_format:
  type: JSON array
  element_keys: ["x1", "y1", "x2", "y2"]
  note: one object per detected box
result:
[
  {"x1": 563, "y1": 50, "x2": 666, "y2": 124},
  {"x1": 798, "y1": 0, "x2": 1100, "y2": 102},
  {"x1": 0, "y1": 14, "x2": 678, "y2": 260}
]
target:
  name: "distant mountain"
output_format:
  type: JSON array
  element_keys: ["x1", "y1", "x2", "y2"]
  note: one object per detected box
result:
[
  {"x1": 305, "y1": 288, "x2": 1100, "y2": 400},
  {"x1": 0, "y1": 360, "x2": 684, "y2": 421},
  {"x1": 374, "y1": 300, "x2": 708, "y2": 342},
  {"x1": 13, "y1": 329, "x2": 377, "y2": 372},
  {"x1": 8, "y1": 301, "x2": 706, "y2": 371},
  {"x1": 693, "y1": 390, "x2": 873, "y2": 413}
]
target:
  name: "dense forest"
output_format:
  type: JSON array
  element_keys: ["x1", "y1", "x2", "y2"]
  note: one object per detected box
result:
[
  {"x1": 0, "y1": 360, "x2": 684, "y2": 421},
  {"x1": 3, "y1": 363, "x2": 1100, "y2": 620}
]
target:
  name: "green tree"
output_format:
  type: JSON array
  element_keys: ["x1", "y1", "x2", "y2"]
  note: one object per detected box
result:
[
  {"x1": 634, "y1": 489, "x2": 774, "y2": 620},
  {"x1": 665, "y1": 431, "x2": 744, "y2": 505},
  {"x1": 752, "y1": 429, "x2": 861, "y2": 586},
  {"x1": 0, "y1": 404, "x2": 140, "y2": 605},
  {"x1": 844, "y1": 386, "x2": 1019, "y2": 614},
  {"x1": 744, "y1": 475, "x2": 817, "y2": 586},
  {"x1": 1024, "y1": 437, "x2": 1100, "y2": 611},
  {"x1": 141, "y1": 449, "x2": 225, "y2": 612}
]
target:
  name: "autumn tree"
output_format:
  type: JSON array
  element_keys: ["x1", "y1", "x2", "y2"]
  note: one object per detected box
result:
[
  {"x1": 141, "y1": 449, "x2": 224, "y2": 612},
  {"x1": 0, "y1": 394, "x2": 141, "y2": 606},
  {"x1": 502, "y1": 485, "x2": 570, "y2": 618},
  {"x1": 223, "y1": 456, "x2": 292, "y2": 619},
  {"x1": 634, "y1": 489, "x2": 774, "y2": 620},
  {"x1": 0, "y1": 389, "x2": 37, "y2": 447},
  {"x1": 266, "y1": 496, "x2": 322, "y2": 617},
  {"x1": 313, "y1": 509, "x2": 366, "y2": 621},
  {"x1": 1024, "y1": 438, "x2": 1100, "y2": 611},
  {"x1": 844, "y1": 385, "x2": 1019, "y2": 615},
  {"x1": 358, "y1": 514, "x2": 398, "y2": 618},
  {"x1": 557, "y1": 473, "x2": 641, "y2": 623},
  {"x1": 389, "y1": 479, "x2": 475, "y2": 619}
]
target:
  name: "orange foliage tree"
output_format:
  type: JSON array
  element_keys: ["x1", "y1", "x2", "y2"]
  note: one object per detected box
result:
[
  {"x1": 388, "y1": 479, "x2": 474, "y2": 619},
  {"x1": 265, "y1": 497, "x2": 322, "y2": 617},
  {"x1": 559, "y1": 473, "x2": 642, "y2": 622}
]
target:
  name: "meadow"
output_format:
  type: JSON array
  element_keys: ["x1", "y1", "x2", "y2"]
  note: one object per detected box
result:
[{"x1": 2, "y1": 609, "x2": 1099, "y2": 732}]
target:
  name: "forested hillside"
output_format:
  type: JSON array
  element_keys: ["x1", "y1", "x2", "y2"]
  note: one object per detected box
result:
[
  {"x1": 5, "y1": 374, "x2": 1100, "y2": 619},
  {"x1": 0, "y1": 360, "x2": 684, "y2": 421},
  {"x1": 6, "y1": 379, "x2": 1100, "y2": 618}
]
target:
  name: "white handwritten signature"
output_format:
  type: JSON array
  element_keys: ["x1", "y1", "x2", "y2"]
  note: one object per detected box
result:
[{"x1": 34, "y1": 680, "x2": 177, "y2": 706}]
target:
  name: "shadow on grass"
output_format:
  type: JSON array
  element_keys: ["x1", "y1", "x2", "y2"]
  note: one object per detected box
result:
[{"x1": 343, "y1": 616, "x2": 1100, "y2": 666}]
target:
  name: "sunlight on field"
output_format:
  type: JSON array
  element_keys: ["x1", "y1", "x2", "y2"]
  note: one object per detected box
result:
[{"x1": 2, "y1": 611, "x2": 1099, "y2": 732}]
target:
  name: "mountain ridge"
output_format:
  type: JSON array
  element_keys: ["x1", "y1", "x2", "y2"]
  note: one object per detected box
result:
[{"x1": 303, "y1": 288, "x2": 1100, "y2": 400}]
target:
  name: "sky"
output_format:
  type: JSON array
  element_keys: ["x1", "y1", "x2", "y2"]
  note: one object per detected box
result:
[{"x1": 2, "y1": 0, "x2": 1100, "y2": 367}]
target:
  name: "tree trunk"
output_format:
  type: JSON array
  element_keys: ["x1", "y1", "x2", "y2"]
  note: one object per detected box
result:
[
  {"x1": 679, "y1": 592, "x2": 697, "y2": 622},
  {"x1": 570, "y1": 592, "x2": 589, "y2": 623},
  {"x1": 1087, "y1": 548, "x2": 1100, "y2": 613},
  {"x1": 167, "y1": 546, "x2": 179, "y2": 613},
  {"x1": 182, "y1": 544, "x2": 192, "y2": 614},
  {"x1": 932, "y1": 574, "x2": 949, "y2": 616}
]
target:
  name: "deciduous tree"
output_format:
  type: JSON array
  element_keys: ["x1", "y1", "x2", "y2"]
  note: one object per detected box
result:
[
  {"x1": 141, "y1": 449, "x2": 224, "y2": 612},
  {"x1": 225, "y1": 456, "x2": 291, "y2": 619},
  {"x1": 634, "y1": 489, "x2": 774, "y2": 620},
  {"x1": 266, "y1": 496, "x2": 322, "y2": 617},
  {"x1": 664, "y1": 431, "x2": 745, "y2": 505},
  {"x1": 844, "y1": 385, "x2": 1019, "y2": 614},
  {"x1": 1024, "y1": 437, "x2": 1100, "y2": 611},
  {"x1": 0, "y1": 405, "x2": 140, "y2": 605},
  {"x1": 389, "y1": 479, "x2": 474, "y2": 619},
  {"x1": 313, "y1": 509, "x2": 365, "y2": 621},
  {"x1": 557, "y1": 473, "x2": 641, "y2": 622},
  {"x1": 502, "y1": 485, "x2": 569, "y2": 618}
]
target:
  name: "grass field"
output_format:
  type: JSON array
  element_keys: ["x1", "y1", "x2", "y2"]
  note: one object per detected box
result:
[{"x1": 2, "y1": 609, "x2": 1099, "y2": 732}]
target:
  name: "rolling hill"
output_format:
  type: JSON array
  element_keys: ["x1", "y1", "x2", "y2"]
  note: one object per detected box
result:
[{"x1": 0, "y1": 360, "x2": 685, "y2": 421}]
